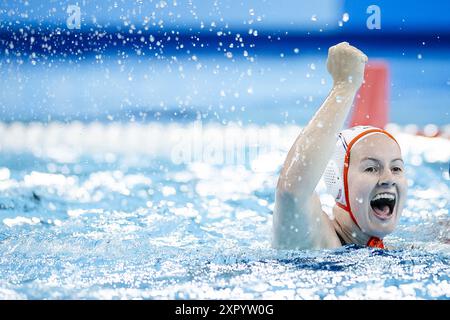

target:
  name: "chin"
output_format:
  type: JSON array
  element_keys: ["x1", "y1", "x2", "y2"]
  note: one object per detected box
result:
[
  {"x1": 368, "y1": 224, "x2": 396, "y2": 238},
  {"x1": 366, "y1": 209, "x2": 398, "y2": 238}
]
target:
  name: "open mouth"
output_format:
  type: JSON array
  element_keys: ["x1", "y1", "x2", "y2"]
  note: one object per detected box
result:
[{"x1": 370, "y1": 192, "x2": 396, "y2": 220}]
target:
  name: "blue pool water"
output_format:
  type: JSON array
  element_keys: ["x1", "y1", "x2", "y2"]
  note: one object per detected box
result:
[
  {"x1": 0, "y1": 122, "x2": 448, "y2": 299},
  {"x1": 1, "y1": 27, "x2": 450, "y2": 298}
]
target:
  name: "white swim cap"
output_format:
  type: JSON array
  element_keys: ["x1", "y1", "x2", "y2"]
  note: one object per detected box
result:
[{"x1": 323, "y1": 125, "x2": 399, "y2": 225}]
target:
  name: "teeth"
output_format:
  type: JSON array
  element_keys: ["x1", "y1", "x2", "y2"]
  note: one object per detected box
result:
[{"x1": 372, "y1": 193, "x2": 396, "y2": 201}]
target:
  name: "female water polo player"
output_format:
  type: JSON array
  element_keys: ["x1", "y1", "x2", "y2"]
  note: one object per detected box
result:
[{"x1": 272, "y1": 42, "x2": 407, "y2": 249}]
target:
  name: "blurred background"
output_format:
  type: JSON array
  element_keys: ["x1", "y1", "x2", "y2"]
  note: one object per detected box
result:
[{"x1": 0, "y1": 0, "x2": 449, "y2": 126}]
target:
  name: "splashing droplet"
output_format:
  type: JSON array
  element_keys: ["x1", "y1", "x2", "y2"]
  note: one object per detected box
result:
[{"x1": 342, "y1": 13, "x2": 350, "y2": 22}]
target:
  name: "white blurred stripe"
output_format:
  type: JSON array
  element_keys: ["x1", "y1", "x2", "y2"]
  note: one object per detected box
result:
[{"x1": 0, "y1": 122, "x2": 448, "y2": 164}]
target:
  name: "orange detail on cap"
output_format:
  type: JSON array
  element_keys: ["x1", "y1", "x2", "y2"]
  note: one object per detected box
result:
[
  {"x1": 340, "y1": 128, "x2": 398, "y2": 234},
  {"x1": 367, "y1": 237, "x2": 385, "y2": 249}
]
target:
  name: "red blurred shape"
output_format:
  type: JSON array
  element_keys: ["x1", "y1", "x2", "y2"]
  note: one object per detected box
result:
[{"x1": 350, "y1": 61, "x2": 389, "y2": 129}]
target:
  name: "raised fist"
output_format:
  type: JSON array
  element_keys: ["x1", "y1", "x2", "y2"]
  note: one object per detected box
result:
[{"x1": 327, "y1": 42, "x2": 368, "y2": 90}]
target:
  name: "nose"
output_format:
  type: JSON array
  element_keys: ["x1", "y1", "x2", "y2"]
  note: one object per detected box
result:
[{"x1": 378, "y1": 168, "x2": 396, "y2": 187}]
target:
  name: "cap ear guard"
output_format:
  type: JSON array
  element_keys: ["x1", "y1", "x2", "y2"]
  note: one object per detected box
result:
[
  {"x1": 323, "y1": 159, "x2": 341, "y2": 199},
  {"x1": 323, "y1": 137, "x2": 347, "y2": 206}
]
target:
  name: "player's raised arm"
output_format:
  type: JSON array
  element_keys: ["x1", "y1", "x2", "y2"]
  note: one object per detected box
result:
[{"x1": 272, "y1": 42, "x2": 368, "y2": 249}]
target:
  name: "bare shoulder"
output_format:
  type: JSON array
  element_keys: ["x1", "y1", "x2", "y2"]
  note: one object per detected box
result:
[
  {"x1": 272, "y1": 190, "x2": 341, "y2": 249},
  {"x1": 310, "y1": 193, "x2": 342, "y2": 248}
]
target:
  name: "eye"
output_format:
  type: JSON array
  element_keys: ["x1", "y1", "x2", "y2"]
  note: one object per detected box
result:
[
  {"x1": 392, "y1": 166, "x2": 403, "y2": 173},
  {"x1": 364, "y1": 166, "x2": 377, "y2": 173}
]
